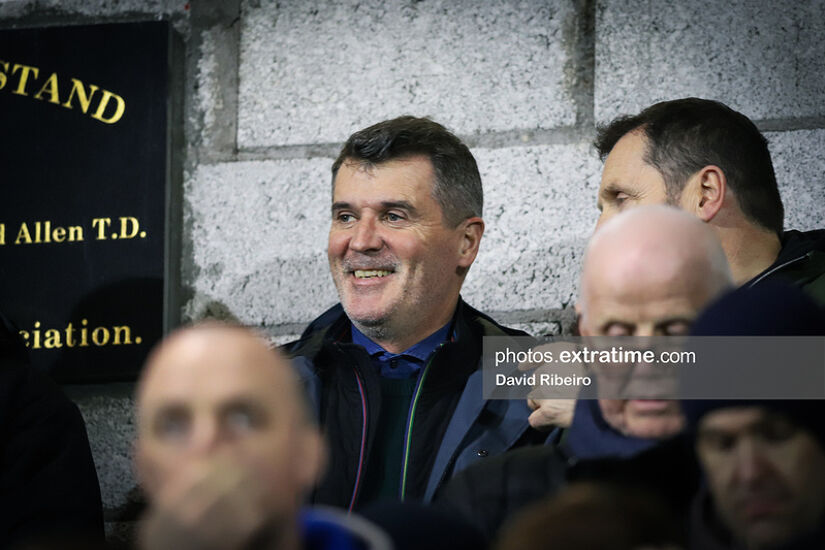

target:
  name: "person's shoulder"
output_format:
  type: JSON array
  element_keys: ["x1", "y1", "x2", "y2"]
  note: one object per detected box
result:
[
  {"x1": 775, "y1": 229, "x2": 825, "y2": 306},
  {"x1": 282, "y1": 303, "x2": 347, "y2": 357},
  {"x1": 780, "y1": 228, "x2": 825, "y2": 258},
  {"x1": 458, "y1": 299, "x2": 531, "y2": 338}
]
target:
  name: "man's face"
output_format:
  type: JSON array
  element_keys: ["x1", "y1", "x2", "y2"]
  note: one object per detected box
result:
[
  {"x1": 581, "y1": 260, "x2": 715, "y2": 439},
  {"x1": 136, "y1": 329, "x2": 315, "y2": 509},
  {"x1": 697, "y1": 407, "x2": 825, "y2": 549},
  {"x1": 328, "y1": 156, "x2": 471, "y2": 345},
  {"x1": 596, "y1": 131, "x2": 672, "y2": 229}
]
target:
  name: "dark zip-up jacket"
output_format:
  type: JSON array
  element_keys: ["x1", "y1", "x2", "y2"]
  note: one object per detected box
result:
[
  {"x1": 747, "y1": 229, "x2": 825, "y2": 305},
  {"x1": 286, "y1": 299, "x2": 539, "y2": 510}
]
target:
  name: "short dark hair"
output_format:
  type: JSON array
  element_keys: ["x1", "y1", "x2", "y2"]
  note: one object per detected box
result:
[
  {"x1": 594, "y1": 98, "x2": 784, "y2": 236},
  {"x1": 331, "y1": 116, "x2": 483, "y2": 227}
]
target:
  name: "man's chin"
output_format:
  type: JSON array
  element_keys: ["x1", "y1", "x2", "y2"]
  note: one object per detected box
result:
[{"x1": 342, "y1": 303, "x2": 393, "y2": 331}]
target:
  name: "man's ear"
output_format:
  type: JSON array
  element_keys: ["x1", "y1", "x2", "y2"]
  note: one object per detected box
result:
[
  {"x1": 457, "y1": 217, "x2": 484, "y2": 269},
  {"x1": 680, "y1": 165, "x2": 726, "y2": 223},
  {"x1": 577, "y1": 316, "x2": 589, "y2": 336}
]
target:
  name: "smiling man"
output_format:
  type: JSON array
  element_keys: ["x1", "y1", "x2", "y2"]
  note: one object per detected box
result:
[{"x1": 288, "y1": 116, "x2": 538, "y2": 509}]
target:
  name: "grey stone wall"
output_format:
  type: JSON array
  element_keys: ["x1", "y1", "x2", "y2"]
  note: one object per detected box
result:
[{"x1": 2, "y1": 0, "x2": 824, "y2": 542}]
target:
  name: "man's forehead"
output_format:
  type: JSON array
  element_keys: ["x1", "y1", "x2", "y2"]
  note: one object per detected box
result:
[
  {"x1": 139, "y1": 329, "x2": 284, "y2": 406},
  {"x1": 333, "y1": 156, "x2": 434, "y2": 193},
  {"x1": 700, "y1": 407, "x2": 768, "y2": 432}
]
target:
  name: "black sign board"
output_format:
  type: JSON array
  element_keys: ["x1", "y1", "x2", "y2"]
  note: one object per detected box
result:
[{"x1": 0, "y1": 22, "x2": 176, "y2": 383}]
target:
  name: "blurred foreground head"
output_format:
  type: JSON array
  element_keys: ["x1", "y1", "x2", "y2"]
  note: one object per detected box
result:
[
  {"x1": 135, "y1": 323, "x2": 324, "y2": 548},
  {"x1": 579, "y1": 205, "x2": 732, "y2": 439}
]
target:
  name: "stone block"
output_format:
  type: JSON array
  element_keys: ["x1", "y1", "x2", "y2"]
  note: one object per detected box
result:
[
  {"x1": 462, "y1": 142, "x2": 602, "y2": 313},
  {"x1": 238, "y1": 0, "x2": 581, "y2": 147},
  {"x1": 596, "y1": 0, "x2": 825, "y2": 123},
  {"x1": 183, "y1": 158, "x2": 339, "y2": 327},
  {"x1": 768, "y1": 129, "x2": 825, "y2": 232}
]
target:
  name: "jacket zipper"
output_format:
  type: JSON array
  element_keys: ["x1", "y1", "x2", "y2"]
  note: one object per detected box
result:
[
  {"x1": 747, "y1": 252, "x2": 810, "y2": 288},
  {"x1": 398, "y1": 344, "x2": 442, "y2": 500},
  {"x1": 347, "y1": 366, "x2": 368, "y2": 513}
]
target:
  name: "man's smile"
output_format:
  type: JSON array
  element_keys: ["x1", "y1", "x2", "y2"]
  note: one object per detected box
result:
[{"x1": 353, "y1": 269, "x2": 394, "y2": 279}]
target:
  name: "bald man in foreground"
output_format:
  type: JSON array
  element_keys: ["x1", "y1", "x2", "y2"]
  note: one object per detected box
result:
[
  {"x1": 436, "y1": 205, "x2": 732, "y2": 540},
  {"x1": 135, "y1": 324, "x2": 390, "y2": 550}
]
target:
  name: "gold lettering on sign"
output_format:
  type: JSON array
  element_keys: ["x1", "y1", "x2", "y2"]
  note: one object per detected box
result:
[
  {"x1": 11, "y1": 63, "x2": 38, "y2": 95},
  {"x1": 91, "y1": 89, "x2": 126, "y2": 124},
  {"x1": 33, "y1": 72, "x2": 60, "y2": 104},
  {"x1": 11, "y1": 221, "x2": 84, "y2": 245},
  {"x1": 62, "y1": 79, "x2": 99, "y2": 114},
  {"x1": 0, "y1": 60, "x2": 126, "y2": 124},
  {"x1": 0, "y1": 60, "x2": 9, "y2": 90},
  {"x1": 19, "y1": 319, "x2": 142, "y2": 349},
  {"x1": 1, "y1": 218, "x2": 143, "y2": 246}
]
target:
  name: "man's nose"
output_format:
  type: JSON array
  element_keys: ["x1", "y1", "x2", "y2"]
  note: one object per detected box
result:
[
  {"x1": 734, "y1": 438, "x2": 770, "y2": 484},
  {"x1": 349, "y1": 215, "x2": 384, "y2": 252},
  {"x1": 189, "y1": 417, "x2": 223, "y2": 455}
]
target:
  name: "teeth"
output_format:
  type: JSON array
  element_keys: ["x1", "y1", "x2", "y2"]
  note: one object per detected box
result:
[{"x1": 354, "y1": 269, "x2": 392, "y2": 279}]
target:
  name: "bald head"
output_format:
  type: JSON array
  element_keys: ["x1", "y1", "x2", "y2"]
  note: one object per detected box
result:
[
  {"x1": 135, "y1": 323, "x2": 322, "y2": 502},
  {"x1": 578, "y1": 206, "x2": 733, "y2": 439},
  {"x1": 137, "y1": 324, "x2": 306, "y2": 425},
  {"x1": 581, "y1": 205, "x2": 732, "y2": 334}
]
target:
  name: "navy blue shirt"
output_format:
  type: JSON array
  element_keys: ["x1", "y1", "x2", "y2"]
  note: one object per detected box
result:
[{"x1": 351, "y1": 322, "x2": 452, "y2": 379}]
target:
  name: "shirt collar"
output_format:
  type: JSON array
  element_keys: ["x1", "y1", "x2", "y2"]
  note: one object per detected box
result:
[{"x1": 351, "y1": 321, "x2": 452, "y2": 361}]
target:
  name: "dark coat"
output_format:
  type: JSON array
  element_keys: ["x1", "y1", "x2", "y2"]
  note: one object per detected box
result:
[
  {"x1": 0, "y1": 313, "x2": 103, "y2": 547},
  {"x1": 286, "y1": 299, "x2": 543, "y2": 510},
  {"x1": 748, "y1": 228, "x2": 825, "y2": 305}
]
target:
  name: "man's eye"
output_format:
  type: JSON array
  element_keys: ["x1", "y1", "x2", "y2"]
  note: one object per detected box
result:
[
  {"x1": 614, "y1": 192, "x2": 630, "y2": 207},
  {"x1": 702, "y1": 433, "x2": 736, "y2": 453},
  {"x1": 662, "y1": 321, "x2": 691, "y2": 336},
  {"x1": 224, "y1": 408, "x2": 263, "y2": 435},
  {"x1": 604, "y1": 323, "x2": 632, "y2": 336},
  {"x1": 336, "y1": 213, "x2": 355, "y2": 223},
  {"x1": 385, "y1": 212, "x2": 404, "y2": 222},
  {"x1": 154, "y1": 413, "x2": 190, "y2": 441},
  {"x1": 759, "y1": 418, "x2": 798, "y2": 443}
]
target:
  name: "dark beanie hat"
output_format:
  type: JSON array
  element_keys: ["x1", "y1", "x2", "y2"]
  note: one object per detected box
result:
[
  {"x1": 688, "y1": 280, "x2": 825, "y2": 337},
  {"x1": 682, "y1": 281, "x2": 825, "y2": 449}
]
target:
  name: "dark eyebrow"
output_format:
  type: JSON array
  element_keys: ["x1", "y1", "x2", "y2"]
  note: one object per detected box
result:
[
  {"x1": 154, "y1": 402, "x2": 189, "y2": 416},
  {"x1": 331, "y1": 201, "x2": 418, "y2": 215},
  {"x1": 697, "y1": 426, "x2": 733, "y2": 440},
  {"x1": 380, "y1": 201, "x2": 417, "y2": 214},
  {"x1": 217, "y1": 397, "x2": 264, "y2": 414}
]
